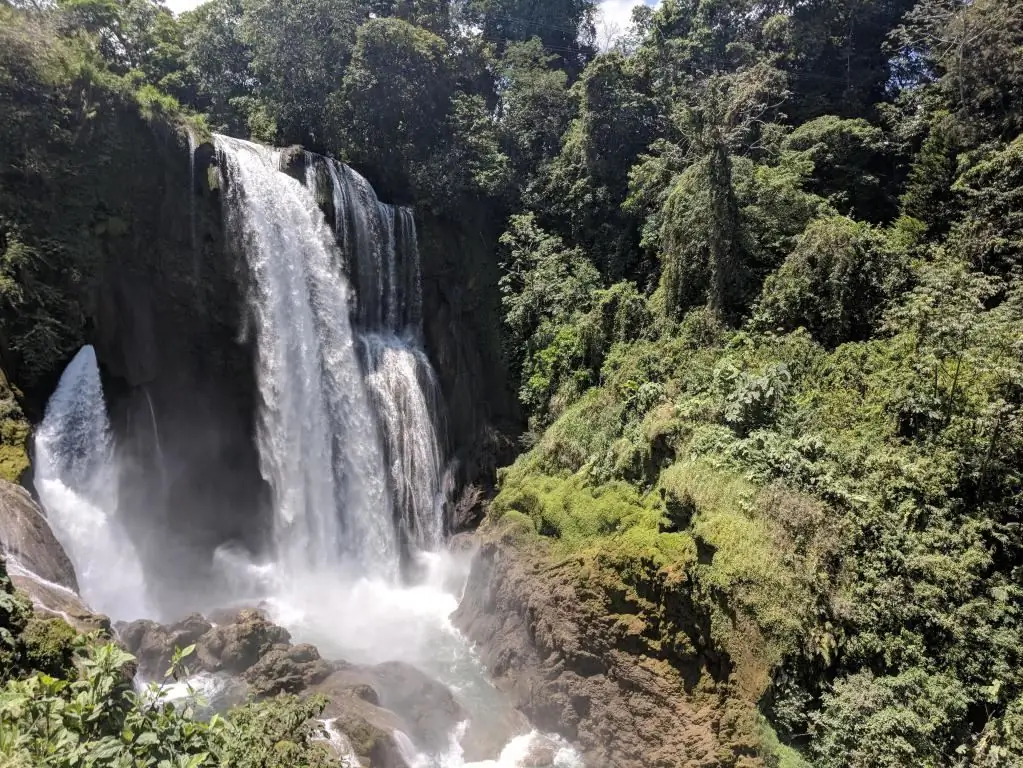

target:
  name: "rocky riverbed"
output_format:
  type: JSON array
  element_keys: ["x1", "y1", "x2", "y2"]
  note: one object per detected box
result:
[{"x1": 0, "y1": 477, "x2": 767, "y2": 767}]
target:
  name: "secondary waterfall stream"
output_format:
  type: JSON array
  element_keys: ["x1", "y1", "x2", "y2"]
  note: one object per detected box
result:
[
  {"x1": 33, "y1": 346, "x2": 152, "y2": 620},
  {"x1": 30, "y1": 136, "x2": 581, "y2": 767}
]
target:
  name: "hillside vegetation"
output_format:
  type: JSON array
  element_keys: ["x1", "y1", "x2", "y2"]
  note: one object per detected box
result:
[{"x1": 0, "y1": 0, "x2": 1021, "y2": 764}]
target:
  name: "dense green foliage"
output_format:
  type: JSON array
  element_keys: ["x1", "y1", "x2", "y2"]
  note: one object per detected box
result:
[
  {"x1": 0, "y1": 557, "x2": 340, "y2": 767},
  {"x1": 1, "y1": 0, "x2": 1022, "y2": 764}
]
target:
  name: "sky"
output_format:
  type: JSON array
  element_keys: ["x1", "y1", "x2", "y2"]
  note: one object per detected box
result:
[
  {"x1": 162, "y1": 0, "x2": 662, "y2": 37},
  {"x1": 595, "y1": 0, "x2": 660, "y2": 39}
]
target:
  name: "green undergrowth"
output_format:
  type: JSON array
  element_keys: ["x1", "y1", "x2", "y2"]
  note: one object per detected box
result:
[
  {"x1": 0, "y1": 555, "x2": 341, "y2": 767},
  {"x1": 490, "y1": 259, "x2": 1023, "y2": 763},
  {"x1": 0, "y1": 371, "x2": 30, "y2": 483}
]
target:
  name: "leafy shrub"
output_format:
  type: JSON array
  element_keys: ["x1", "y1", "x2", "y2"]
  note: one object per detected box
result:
[
  {"x1": 20, "y1": 617, "x2": 77, "y2": 679},
  {"x1": 810, "y1": 670, "x2": 970, "y2": 768},
  {"x1": 0, "y1": 640, "x2": 338, "y2": 767},
  {"x1": 753, "y1": 215, "x2": 905, "y2": 346}
]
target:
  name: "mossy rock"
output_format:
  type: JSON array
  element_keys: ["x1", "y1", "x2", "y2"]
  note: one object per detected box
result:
[
  {"x1": 334, "y1": 711, "x2": 404, "y2": 767},
  {"x1": 0, "y1": 370, "x2": 30, "y2": 483},
  {"x1": 21, "y1": 616, "x2": 77, "y2": 678}
]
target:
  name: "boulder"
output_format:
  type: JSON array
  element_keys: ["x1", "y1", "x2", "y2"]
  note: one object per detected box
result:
[
  {"x1": 9, "y1": 568, "x2": 110, "y2": 636},
  {"x1": 371, "y1": 660, "x2": 466, "y2": 754},
  {"x1": 0, "y1": 481, "x2": 78, "y2": 591},
  {"x1": 118, "y1": 613, "x2": 213, "y2": 678},
  {"x1": 243, "y1": 643, "x2": 335, "y2": 696},
  {"x1": 313, "y1": 660, "x2": 465, "y2": 755},
  {"x1": 197, "y1": 608, "x2": 290, "y2": 674},
  {"x1": 314, "y1": 672, "x2": 413, "y2": 768}
]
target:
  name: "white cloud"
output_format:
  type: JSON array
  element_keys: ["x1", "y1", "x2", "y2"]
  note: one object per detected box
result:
[
  {"x1": 596, "y1": 0, "x2": 659, "y2": 49},
  {"x1": 163, "y1": 0, "x2": 202, "y2": 14}
]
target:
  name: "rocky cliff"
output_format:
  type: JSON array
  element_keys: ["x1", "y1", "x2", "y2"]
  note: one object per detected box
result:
[{"x1": 453, "y1": 520, "x2": 766, "y2": 768}]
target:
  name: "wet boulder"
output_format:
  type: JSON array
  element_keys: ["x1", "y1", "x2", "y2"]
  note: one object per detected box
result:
[
  {"x1": 243, "y1": 643, "x2": 335, "y2": 696},
  {"x1": 197, "y1": 608, "x2": 290, "y2": 674}
]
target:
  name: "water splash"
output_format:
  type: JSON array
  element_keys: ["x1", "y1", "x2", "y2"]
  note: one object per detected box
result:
[
  {"x1": 33, "y1": 346, "x2": 151, "y2": 620},
  {"x1": 395, "y1": 722, "x2": 584, "y2": 768}
]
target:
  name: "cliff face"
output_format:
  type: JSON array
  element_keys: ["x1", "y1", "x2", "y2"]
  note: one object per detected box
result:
[
  {"x1": 417, "y1": 207, "x2": 521, "y2": 497},
  {"x1": 0, "y1": 88, "x2": 269, "y2": 608},
  {"x1": 452, "y1": 522, "x2": 767, "y2": 768},
  {"x1": 88, "y1": 123, "x2": 270, "y2": 612}
]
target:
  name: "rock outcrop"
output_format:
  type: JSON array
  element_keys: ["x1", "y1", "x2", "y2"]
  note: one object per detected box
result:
[
  {"x1": 0, "y1": 480, "x2": 78, "y2": 591},
  {"x1": 0, "y1": 480, "x2": 110, "y2": 635},
  {"x1": 118, "y1": 608, "x2": 475, "y2": 768},
  {"x1": 452, "y1": 530, "x2": 762, "y2": 768}
]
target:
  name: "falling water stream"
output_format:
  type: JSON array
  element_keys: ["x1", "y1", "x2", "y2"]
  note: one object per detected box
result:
[
  {"x1": 33, "y1": 346, "x2": 152, "y2": 620},
  {"x1": 30, "y1": 136, "x2": 582, "y2": 767}
]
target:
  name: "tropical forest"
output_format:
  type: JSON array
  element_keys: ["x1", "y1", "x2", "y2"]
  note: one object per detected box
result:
[{"x1": 0, "y1": 0, "x2": 1021, "y2": 766}]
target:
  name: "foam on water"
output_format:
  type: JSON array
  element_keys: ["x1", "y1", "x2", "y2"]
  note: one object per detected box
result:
[{"x1": 396, "y1": 724, "x2": 583, "y2": 768}]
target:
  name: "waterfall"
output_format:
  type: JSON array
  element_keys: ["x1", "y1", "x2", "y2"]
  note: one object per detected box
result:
[
  {"x1": 33, "y1": 346, "x2": 151, "y2": 620},
  {"x1": 186, "y1": 126, "x2": 200, "y2": 281},
  {"x1": 216, "y1": 134, "x2": 449, "y2": 579},
  {"x1": 322, "y1": 159, "x2": 446, "y2": 554}
]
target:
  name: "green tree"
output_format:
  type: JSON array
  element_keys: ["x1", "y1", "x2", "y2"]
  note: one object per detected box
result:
[
  {"x1": 180, "y1": 0, "x2": 251, "y2": 133},
  {"x1": 811, "y1": 670, "x2": 970, "y2": 768},
  {"x1": 894, "y1": 0, "x2": 1023, "y2": 142},
  {"x1": 331, "y1": 17, "x2": 452, "y2": 200},
  {"x1": 753, "y1": 215, "x2": 905, "y2": 346},
  {"x1": 242, "y1": 0, "x2": 365, "y2": 145},
  {"x1": 530, "y1": 52, "x2": 655, "y2": 279},
  {"x1": 497, "y1": 38, "x2": 576, "y2": 187},
  {"x1": 782, "y1": 115, "x2": 893, "y2": 223},
  {"x1": 461, "y1": 0, "x2": 596, "y2": 68}
]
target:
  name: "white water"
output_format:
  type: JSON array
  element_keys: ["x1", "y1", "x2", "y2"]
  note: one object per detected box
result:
[
  {"x1": 29, "y1": 138, "x2": 582, "y2": 766},
  {"x1": 395, "y1": 722, "x2": 582, "y2": 768},
  {"x1": 33, "y1": 346, "x2": 151, "y2": 620},
  {"x1": 217, "y1": 135, "x2": 397, "y2": 578},
  {"x1": 321, "y1": 156, "x2": 445, "y2": 554}
]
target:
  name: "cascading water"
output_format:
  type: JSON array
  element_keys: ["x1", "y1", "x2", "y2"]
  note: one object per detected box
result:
[
  {"x1": 323, "y1": 158, "x2": 446, "y2": 554},
  {"x1": 33, "y1": 346, "x2": 151, "y2": 620},
  {"x1": 217, "y1": 134, "x2": 448, "y2": 573},
  {"x1": 216, "y1": 134, "x2": 397, "y2": 578}
]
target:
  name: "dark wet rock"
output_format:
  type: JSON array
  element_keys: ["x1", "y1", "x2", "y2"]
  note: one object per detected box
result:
[
  {"x1": 346, "y1": 682, "x2": 380, "y2": 705},
  {"x1": 314, "y1": 671, "x2": 412, "y2": 768},
  {"x1": 119, "y1": 608, "x2": 292, "y2": 680},
  {"x1": 372, "y1": 660, "x2": 465, "y2": 753},
  {"x1": 243, "y1": 643, "x2": 335, "y2": 696},
  {"x1": 314, "y1": 660, "x2": 464, "y2": 755},
  {"x1": 0, "y1": 481, "x2": 78, "y2": 591},
  {"x1": 118, "y1": 613, "x2": 215, "y2": 677},
  {"x1": 198, "y1": 608, "x2": 291, "y2": 674}
]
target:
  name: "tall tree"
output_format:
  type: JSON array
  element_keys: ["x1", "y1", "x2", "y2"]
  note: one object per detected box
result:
[
  {"x1": 460, "y1": 0, "x2": 597, "y2": 70},
  {"x1": 241, "y1": 0, "x2": 365, "y2": 146}
]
